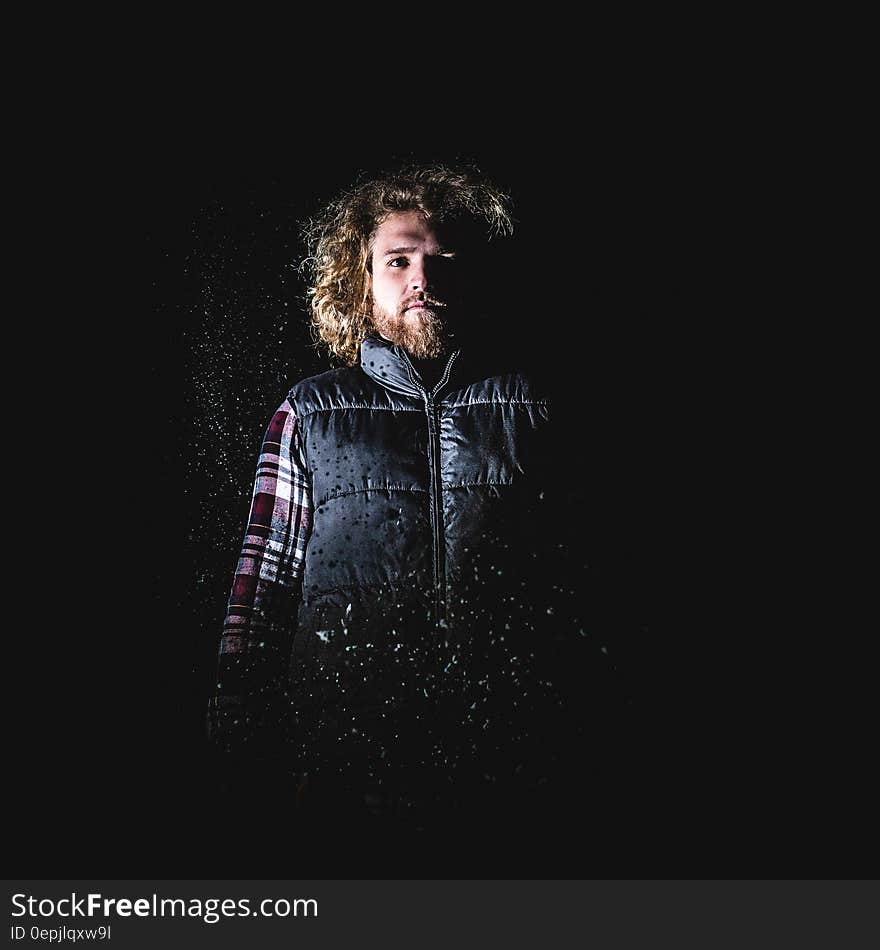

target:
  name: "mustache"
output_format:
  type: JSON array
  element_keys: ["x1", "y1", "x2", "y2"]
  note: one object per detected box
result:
[{"x1": 402, "y1": 295, "x2": 447, "y2": 311}]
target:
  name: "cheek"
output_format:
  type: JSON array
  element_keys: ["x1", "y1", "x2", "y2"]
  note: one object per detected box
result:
[{"x1": 372, "y1": 270, "x2": 403, "y2": 307}]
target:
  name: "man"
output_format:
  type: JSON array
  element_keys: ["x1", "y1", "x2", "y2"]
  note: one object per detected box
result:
[{"x1": 208, "y1": 165, "x2": 601, "y2": 829}]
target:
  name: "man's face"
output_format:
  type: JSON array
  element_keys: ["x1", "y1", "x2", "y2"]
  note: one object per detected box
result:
[{"x1": 370, "y1": 210, "x2": 469, "y2": 359}]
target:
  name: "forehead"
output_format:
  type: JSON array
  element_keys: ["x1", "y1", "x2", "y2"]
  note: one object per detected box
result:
[{"x1": 372, "y1": 210, "x2": 438, "y2": 250}]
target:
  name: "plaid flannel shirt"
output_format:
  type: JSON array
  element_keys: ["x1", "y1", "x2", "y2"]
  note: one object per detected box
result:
[{"x1": 213, "y1": 399, "x2": 312, "y2": 723}]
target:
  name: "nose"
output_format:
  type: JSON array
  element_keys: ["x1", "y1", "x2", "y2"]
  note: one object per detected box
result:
[{"x1": 409, "y1": 258, "x2": 428, "y2": 292}]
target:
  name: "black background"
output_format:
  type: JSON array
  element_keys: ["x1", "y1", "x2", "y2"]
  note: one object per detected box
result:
[{"x1": 10, "y1": 109, "x2": 874, "y2": 880}]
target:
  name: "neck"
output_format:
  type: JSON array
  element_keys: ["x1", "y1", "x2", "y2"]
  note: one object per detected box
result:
[{"x1": 408, "y1": 353, "x2": 449, "y2": 390}]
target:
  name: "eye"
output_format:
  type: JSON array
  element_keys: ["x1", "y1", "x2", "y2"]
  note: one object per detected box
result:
[{"x1": 387, "y1": 256, "x2": 409, "y2": 268}]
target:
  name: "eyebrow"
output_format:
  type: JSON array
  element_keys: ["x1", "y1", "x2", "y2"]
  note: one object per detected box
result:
[{"x1": 382, "y1": 246, "x2": 455, "y2": 256}]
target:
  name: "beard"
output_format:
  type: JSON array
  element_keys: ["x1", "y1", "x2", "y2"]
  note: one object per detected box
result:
[{"x1": 371, "y1": 298, "x2": 454, "y2": 359}]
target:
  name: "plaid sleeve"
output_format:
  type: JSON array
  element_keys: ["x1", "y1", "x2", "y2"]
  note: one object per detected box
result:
[{"x1": 214, "y1": 398, "x2": 312, "y2": 702}]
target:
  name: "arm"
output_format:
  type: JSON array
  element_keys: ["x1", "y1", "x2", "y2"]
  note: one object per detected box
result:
[{"x1": 207, "y1": 398, "x2": 312, "y2": 754}]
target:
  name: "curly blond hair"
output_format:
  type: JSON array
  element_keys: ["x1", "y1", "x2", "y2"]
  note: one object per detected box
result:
[{"x1": 300, "y1": 164, "x2": 513, "y2": 365}]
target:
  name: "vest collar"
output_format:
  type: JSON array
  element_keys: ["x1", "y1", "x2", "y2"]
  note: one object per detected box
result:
[{"x1": 360, "y1": 335, "x2": 463, "y2": 399}]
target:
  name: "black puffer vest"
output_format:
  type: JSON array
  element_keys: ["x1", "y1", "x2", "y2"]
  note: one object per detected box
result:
[{"x1": 286, "y1": 336, "x2": 552, "y2": 785}]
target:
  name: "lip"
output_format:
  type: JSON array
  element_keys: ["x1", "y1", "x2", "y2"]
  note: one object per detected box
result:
[{"x1": 405, "y1": 302, "x2": 427, "y2": 310}]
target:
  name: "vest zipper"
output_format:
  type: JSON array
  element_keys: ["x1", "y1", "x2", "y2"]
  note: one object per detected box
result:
[{"x1": 401, "y1": 349, "x2": 460, "y2": 627}]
